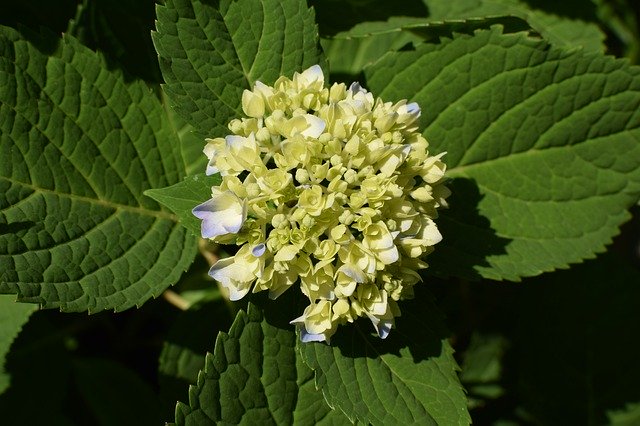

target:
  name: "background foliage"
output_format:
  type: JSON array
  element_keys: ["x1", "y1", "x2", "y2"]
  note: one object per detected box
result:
[{"x1": 1, "y1": 0, "x2": 640, "y2": 424}]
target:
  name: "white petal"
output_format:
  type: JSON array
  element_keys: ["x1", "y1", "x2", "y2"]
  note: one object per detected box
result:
[
  {"x1": 300, "y1": 115, "x2": 326, "y2": 138},
  {"x1": 252, "y1": 243, "x2": 266, "y2": 257},
  {"x1": 376, "y1": 318, "x2": 393, "y2": 339},
  {"x1": 209, "y1": 258, "x2": 254, "y2": 301},
  {"x1": 365, "y1": 310, "x2": 393, "y2": 339},
  {"x1": 289, "y1": 319, "x2": 330, "y2": 343},
  {"x1": 225, "y1": 134, "x2": 245, "y2": 148},
  {"x1": 274, "y1": 245, "x2": 299, "y2": 262},
  {"x1": 301, "y1": 65, "x2": 324, "y2": 84},
  {"x1": 337, "y1": 264, "x2": 366, "y2": 283},
  {"x1": 205, "y1": 161, "x2": 219, "y2": 176},
  {"x1": 406, "y1": 102, "x2": 420, "y2": 115},
  {"x1": 192, "y1": 191, "x2": 246, "y2": 238},
  {"x1": 348, "y1": 82, "x2": 365, "y2": 94},
  {"x1": 377, "y1": 245, "x2": 399, "y2": 265}
]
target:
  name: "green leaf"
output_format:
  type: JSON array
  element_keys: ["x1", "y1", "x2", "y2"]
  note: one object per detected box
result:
[
  {"x1": 608, "y1": 402, "x2": 640, "y2": 426},
  {"x1": 0, "y1": 295, "x2": 36, "y2": 394},
  {"x1": 322, "y1": 16, "x2": 529, "y2": 78},
  {"x1": 145, "y1": 174, "x2": 222, "y2": 237},
  {"x1": 153, "y1": 0, "x2": 326, "y2": 148},
  {"x1": 423, "y1": 0, "x2": 606, "y2": 52},
  {"x1": 299, "y1": 287, "x2": 470, "y2": 425},
  {"x1": 459, "y1": 333, "x2": 507, "y2": 408},
  {"x1": 366, "y1": 27, "x2": 640, "y2": 281},
  {"x1": 322, "y1": 30, "x2": 420, "y2": 79},
  {"x1": 73, "y1": 358, "x2": 163, "y2": 426},
  {"x1": 162, "y1": 94, "x2": 209, "y2": 176},
  {"x1": 174, "y1": 302, "x2": 346, "y2": 425},
  {"x1": 293, "y1": 355, "x2": 352, "y2": 425},
  {"x1": 160, "y1": 296, "x2": 351, "y2": 425},
  {"x1": 516, "y1": 253, "x2": 640, "y2": 425},
  {"x1": 0, "y1": 26, "x2": 197, "y2": 312}
]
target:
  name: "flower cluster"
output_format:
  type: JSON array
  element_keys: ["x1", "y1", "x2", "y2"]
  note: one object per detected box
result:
[{"x1": 193, "y1": 65, "x2": 449, "y2": 343}]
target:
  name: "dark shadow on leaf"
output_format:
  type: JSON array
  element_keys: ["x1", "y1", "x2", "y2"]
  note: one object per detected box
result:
[
  {"x1": 68, "y1": 0, "x2": 162, "y2": 84},
  {"x1": 427, "y1": 177, "x2": 510, "y2": 281},
  {"x1": 309, "y1": 0, "x2": 429, "y2": 36},
  {"x1": 13, "y1": 25, "x2": 61, "y2": 55},
  {"x1": 329, "y1": 283, "x2": 448, "y2": 362},
  {"x1": 0, "y1": 220, "x2": 35, "y2": 235},
  {"x1": 1, "y1": 0, "x2": 75, "y2": 53},
  {"x1": 520, "y1": 0, "x2": 599, "y2": 22},
  {"x1": 328, "y1": 71, "x2": 366, "y2": 86},
  {"x1": 157, "y1": 300, "x2": 232, "y2": 418},
  {"x1": 407, "y1": 17, "x2": 532, "y2": 44}
]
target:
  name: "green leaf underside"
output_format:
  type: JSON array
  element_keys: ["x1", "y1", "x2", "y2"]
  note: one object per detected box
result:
[
  {"x1": 154, "y1": 0, "x2": 325, "y2": 148},
  {"x1": 299, "y1": 290, "x2": 470, "y2": 425},
  {"x1": 145, "y1": 173, "x2": 222, "y2": 238},
  {"x1": 174, "y1": 303, "x2": 346, "y2": 425},
  {"x1": 366, "y1": 27, "x2": 640, "y2": 281},
  {"x1": 0, "y1": 295, "x2": 36, "y2": 394},
  {"x1": 423, "y1": 0, "x2": 606, "y2": 53},
  {"x1": 0, "y1": 26, "x2": 196, "y2": 312}
]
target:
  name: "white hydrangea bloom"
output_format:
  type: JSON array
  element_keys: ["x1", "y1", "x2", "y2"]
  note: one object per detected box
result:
[{"x1": 193, "y1": 65, "x2": 449, "y2": 343}]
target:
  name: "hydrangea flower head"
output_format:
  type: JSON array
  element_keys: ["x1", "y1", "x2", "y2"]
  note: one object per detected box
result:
[{"x1": 193, "y1": 65, "x2": 449, "y2": 343}]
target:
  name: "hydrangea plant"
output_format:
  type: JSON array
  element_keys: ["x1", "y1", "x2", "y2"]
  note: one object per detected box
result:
[
  {"x1": 192, "y1": 65, "x2": 449, "y2": 342},
  {"x1": 2, "y1": 0, "x2": 640, "y2": 424}
]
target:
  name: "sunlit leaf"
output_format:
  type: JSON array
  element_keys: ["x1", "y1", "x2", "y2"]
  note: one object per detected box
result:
[
  {"x1": 0, "y1": 26, "x2": 196, "y2": 312},
  {"x1": 366, "y1": 27, "x2": 640, "y2": 280}
]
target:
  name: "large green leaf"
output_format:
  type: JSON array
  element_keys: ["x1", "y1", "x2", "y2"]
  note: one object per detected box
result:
[
  {"x1": 162, "y1": 94, "x2": 209, "y2": 176},
  {"x1": 293, "y1": 354, "x2": 351, "y2": 425},
  {"x1": 322, "y1": 16, "x2": 528, "y2": 79},
  {"x1": 322, "y1": 30, "x2": 420, "y2": 79},
  {"x1": 423, "y1": 0, "x2": 606, "y2": 52},
  {"x1": 516, "y1": 253, "x2": 640, "y2": 425},
  {"x1": 0, "y1": 26, "x2": 196, "y2": 312},
  {"x1": 0, "y1": 295, "x2": 36, "y2": 394},
  {"x1": 299, "y1": 286, "x2": 470, "y2": 425},
  {"x1": 153, "y1": 0, "x2": 326, "y2": 158},
  {"x1": 174, "y1": 302, "x2": 347, "y2": 425},
  {"x1": 366, "y1": 27, "x2": 640, "y2": 281}
]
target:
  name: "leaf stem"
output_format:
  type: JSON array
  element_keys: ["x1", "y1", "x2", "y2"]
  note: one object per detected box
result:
[{"x1": 162, "y1": 290, "x2": 190, "y2": 311}]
